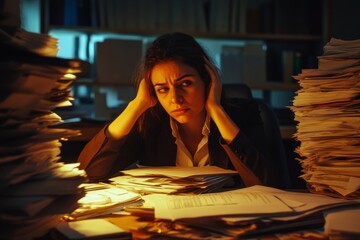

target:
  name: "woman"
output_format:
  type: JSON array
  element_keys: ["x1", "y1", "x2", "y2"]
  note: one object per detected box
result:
[{"x1": 78, "y1": 32, "x2": 280, "y2": 187}]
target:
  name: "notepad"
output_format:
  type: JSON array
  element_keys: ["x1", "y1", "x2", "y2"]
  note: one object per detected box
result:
[{"x1": 55, "y1": 219, "x2": 131, "y2": 239}]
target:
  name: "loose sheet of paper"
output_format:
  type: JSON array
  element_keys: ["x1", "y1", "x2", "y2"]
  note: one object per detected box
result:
[
  {"x1": 144, "y1": 189, "x2": 293, "y2": 220},
  {"x1": 117, "y1": 165, "x2": 237, "y2": 178}
]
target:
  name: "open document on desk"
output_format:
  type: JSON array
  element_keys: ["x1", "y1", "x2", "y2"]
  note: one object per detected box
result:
[
  {"x1": 128, "y1": 185, "x2": 360, "y2": 238},
  {"x1": 142, "y1": 185, "x2": 360, "y2": 221}
]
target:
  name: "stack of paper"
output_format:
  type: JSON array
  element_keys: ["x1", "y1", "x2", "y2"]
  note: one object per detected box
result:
[
  {"x1": 291, "y1": 38, "x2": 360, "y2": 199},
  {"x1": 64, "y1": 183, "x2": 143, "y2": 221},
  {"x1": 0, "y1": 27, "x2": 88, "y2": 239},
  {"x1": 0, "y1": 27, "x2": 59, "y2": 57},
  {"x1": 110, "y1": 166, "x2": 238, "y2": 195},
  {"x1": 324, "y1": 206, "x2": 360, "y2": 239},
  {"x1": 130, "y1": 185, "x2": 359, "y2": 239}
]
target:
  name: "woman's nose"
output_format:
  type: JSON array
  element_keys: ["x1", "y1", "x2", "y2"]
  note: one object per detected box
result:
[{"x1": 170, "y1": 88, "x2": 183, "y2": 104}]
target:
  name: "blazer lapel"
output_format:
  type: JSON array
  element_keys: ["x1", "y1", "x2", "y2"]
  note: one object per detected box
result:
[
  {"x1": 209, "y1": 120, "x2": 228, "y2": 168},
  {"x1": 156, "y1": 123, "x2": 177, "y2": 166}
]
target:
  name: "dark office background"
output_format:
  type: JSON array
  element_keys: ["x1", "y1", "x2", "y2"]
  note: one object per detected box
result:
[{"x1": 3, "y1": 0, "x2": 360, "y2": 189}]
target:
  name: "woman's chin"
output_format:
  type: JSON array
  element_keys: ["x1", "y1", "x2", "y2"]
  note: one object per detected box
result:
[{"x1": 173, "y1": 116, "x2": 191, "y2": 124}]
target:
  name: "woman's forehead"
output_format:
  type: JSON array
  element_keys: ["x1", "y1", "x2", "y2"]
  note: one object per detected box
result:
[{"x1": 151, "y1": 61, "x2": 198, "y2": 81}]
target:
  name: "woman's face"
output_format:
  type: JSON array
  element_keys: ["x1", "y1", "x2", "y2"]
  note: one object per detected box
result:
[{"x1": 151, "y1": 60, "x2": 206, "y2": 124}]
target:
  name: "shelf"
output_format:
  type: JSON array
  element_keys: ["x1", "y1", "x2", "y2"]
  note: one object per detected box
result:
[
  {"x1": 47, "y1": 26, "x2": 322, "y2": 42},
  {"x1": 247, "y1": 82, "x2": 300, "y2": 91},
  {"x1": 72, "y1": 78, "x2": 300, "y2": 91},
  {"x1": 72, "y1": 78, "x2": 300, "y2": 92}
]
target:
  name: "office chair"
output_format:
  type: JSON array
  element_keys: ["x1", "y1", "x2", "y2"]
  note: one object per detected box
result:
[
  {"x1": 222, "y1": 83, "x2": 253, "y2": 99},
  {"x1": 223, "y1": 84, "x2": 292, "y2": 189}
]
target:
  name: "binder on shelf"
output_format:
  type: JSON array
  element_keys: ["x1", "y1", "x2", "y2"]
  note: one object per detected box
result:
[
  {"x1": 281, "y1": 50, "x2": 295, "y2": 83},
  {"x1": 182, "y1": 0, "x2": 197, "y2": 33},
  {"x1": 113, "y1": 0, "x2": 126, "y2": 29},
  {"x1": 220, "y1": 42, "x2": 267, "y2": 85},
  {"x1": 243, "y1": 43, "x2": 267, "y2": 84},
  {"x1": 97, "y1": 0, "x2": 107, "y2": 27},
  {"x1": 138, "y1": 0, "x2": 153, "y2": 30},
  {"x1": 230, "y1": 0, "x2": 247, "y2": 34},
  {"x1": 155, "y1": 0, "x2": 171, "y2": 31},
  {"x1": 209, "y1": 0, "x2": 231, "y2": 33},
  {"x1": 95, "y1": 38, "x2": 143, "y2": 85},
  {"x1": 220, "y1": 45, "x2": 245, "y2": 84},
  {"x1": 195, "y1": 0, "x2": 207, "y2": 32}
]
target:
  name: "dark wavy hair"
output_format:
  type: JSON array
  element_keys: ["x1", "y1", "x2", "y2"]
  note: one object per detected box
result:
[{"x1": 133, "y1": 32, "x2": 217, "y2": 132}]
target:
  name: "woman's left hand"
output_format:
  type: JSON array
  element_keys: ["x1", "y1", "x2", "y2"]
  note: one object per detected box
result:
[{"x1": 204, "y1": 57, "x2": 223, "y2": 113}]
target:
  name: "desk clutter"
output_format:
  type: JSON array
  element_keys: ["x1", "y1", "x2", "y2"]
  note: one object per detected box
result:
[
  {"x1": 51, "y1": 180, "x2": 360, "y2": 240},
  {"x1": 0, "y1": 27, "x2": 88, "y2": 239},
  {"x1": 59, "y1": 166, "x2": 237, "y2": 221},
  {"x1": 45, "y1": 166, "x2": 359, "y2": 240},
  {"x1": 291, "y1": 38, "x2": 360, "y2": 199}
]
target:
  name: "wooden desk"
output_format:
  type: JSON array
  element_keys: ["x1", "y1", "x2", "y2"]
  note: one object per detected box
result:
[{"x1": 102, "y1": 213, "x2": 327, "y2": 240}]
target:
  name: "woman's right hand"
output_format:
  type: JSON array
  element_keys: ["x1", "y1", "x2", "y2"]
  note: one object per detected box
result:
[
  {"x1": 134, "y1": 79, "x2": 157, "y2": 110},
  {"x1": 108, "y1": 79, "x2": 157, "y2": 139}
]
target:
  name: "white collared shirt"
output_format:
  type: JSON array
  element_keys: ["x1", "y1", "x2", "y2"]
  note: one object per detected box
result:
[{"x1": 170, "y1": 114, "x2": 211, "y2": 167}]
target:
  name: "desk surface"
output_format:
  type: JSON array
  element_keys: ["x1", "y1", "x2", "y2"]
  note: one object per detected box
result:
[
  {"x1": 63, "y1": 185, "x2": 357, "y2": 239},
  {"x1": 102, "y1": 214, "x2": 327, "y2": 240}
]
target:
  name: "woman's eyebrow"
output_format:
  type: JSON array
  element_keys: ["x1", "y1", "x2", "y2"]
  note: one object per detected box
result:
[
  {"x1": 175, "y1": 74, "x2": 195, "y2": 82},
  {"x1": 153, "y1": 74, "x2": 195, "y2": 87},
  {"x1": 153, "y1": 82, "x2": 167, "y2": 87}
]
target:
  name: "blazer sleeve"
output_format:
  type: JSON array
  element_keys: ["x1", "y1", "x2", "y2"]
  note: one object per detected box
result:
[
  {"x1": 220, "y1": 98, "x2": 280, "y2": 187},
  {"x1": 77, "y1": 125, "x2": 143, "y2": 182}
]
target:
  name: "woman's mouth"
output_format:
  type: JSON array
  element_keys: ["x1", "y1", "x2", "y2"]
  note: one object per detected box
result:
[{"x1": 171, "y1": 108, "x2": 189, "y2": 116}]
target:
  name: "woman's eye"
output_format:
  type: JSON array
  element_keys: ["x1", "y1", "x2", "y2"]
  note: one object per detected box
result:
[
  {"x1": 181, "y1": 80, "x2": 192, "y2": 87},
  {"x1": 157, "y1": 87, "x2": 168, "y2": 93}
]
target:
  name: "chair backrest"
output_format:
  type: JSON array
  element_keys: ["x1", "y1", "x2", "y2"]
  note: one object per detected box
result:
[
  {"x1": 223, "y1": 84, "x2": 292, "y2": 189},
  {"x1": 223, "y1": 83, "x2": 253, "y2": 99}
]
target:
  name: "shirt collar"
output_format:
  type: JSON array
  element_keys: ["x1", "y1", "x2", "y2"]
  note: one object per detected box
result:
[{"x1": 170, "y1": 113, "x2": 211, "y2": 138}]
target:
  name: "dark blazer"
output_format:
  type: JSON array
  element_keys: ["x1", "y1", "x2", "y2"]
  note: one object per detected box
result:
[{"x1": 78, "y1": 98, "x2": 281, "y2": 187}]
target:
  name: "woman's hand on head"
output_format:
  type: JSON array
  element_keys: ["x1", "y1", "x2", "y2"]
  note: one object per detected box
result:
[
  {"x1": 135, "y1": 79, "x2": 157, "y2": 110},
  {"x1": 204, "y1": 58, "x2": 239, "y2": 144},
  {"x1": 108, "y1": 78, "x2": 157, "y2": 139},
  {"x1": 204, "y1": 58, "x2": 223, "y2": 113}
]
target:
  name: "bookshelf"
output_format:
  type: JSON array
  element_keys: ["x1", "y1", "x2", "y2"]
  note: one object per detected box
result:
[{"x1": 39, "y1": 0, "x2": 326, "y2": 121}]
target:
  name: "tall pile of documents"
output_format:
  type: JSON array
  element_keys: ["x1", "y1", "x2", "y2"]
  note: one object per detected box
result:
[
  {"x1": 0, "y1": 27, "x2": 88, "y2": 239},
  {"x1": 291, "y1": 38, "x2": 360, "y2": 199}
]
